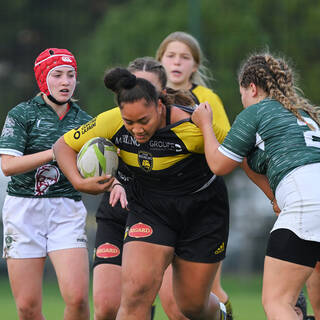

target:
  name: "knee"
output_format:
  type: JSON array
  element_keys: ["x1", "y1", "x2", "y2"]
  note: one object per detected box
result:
[
  {"x1": 179, "y1": 300, "x2": 207, "y2": 319},
  {"x1": 16, "y1": 298, "x2": 41, "y2": 319},
  {"x1": 122, "y1": 274, "x2": 160, "y2": 307},
  {"x1": 94, "y1": 294, "x2": 119, "y2": 320},
  {"x1": 160, "y1": 295, "x2": 187, "y2": 320},
  {"x1": 64, "y1": 290, "x2": 89, "y2": 311}
]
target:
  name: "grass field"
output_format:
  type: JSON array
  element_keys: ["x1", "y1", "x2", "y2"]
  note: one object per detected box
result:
[{"x1": 0, "y1": 273, "x2": 269, "y2": 320}]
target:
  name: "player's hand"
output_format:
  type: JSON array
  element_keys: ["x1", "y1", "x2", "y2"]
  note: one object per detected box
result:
[
  {"x1": 74, "y1": 175, "x2": 115, "y2": 194},
  {"x1": 109, "y1": 182, "x2": 128, "y2": 209},
  {"x1": 272, "y1": 199, "x2": 281, "y2": 216},
  {"x1": 191, "y1": 102, "x2": 213, "y2": 130}
]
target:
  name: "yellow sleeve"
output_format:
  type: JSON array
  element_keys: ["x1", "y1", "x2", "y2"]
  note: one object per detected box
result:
[
  {"x1": 192, "y1": 86, "x2": 230, "y2": 143},
  {"x1": 64, "y1": 107, "x2": 123, "y2": 152}
]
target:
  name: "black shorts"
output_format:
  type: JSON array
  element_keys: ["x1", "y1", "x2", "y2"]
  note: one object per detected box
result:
[
  {"x1": 266, "y1": 228, "x2": 320, "y2": 267},
  {"x1": 125, "y1": 176, "x2": 229, "y2": 263},
  {"x1": 93, "y1": 193, "x2": 128, "y2": 268}
]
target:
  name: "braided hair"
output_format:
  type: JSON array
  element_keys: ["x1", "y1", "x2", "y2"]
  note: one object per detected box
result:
[{"x1": 238, "y1": 52, "x2": 320, "y2": 130}]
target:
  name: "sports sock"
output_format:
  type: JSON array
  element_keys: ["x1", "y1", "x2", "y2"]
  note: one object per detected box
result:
[
  {"x1": 224, "y1": 299, "x2": 233, "y2": 320},
  {"x1": 150, "y1": 303, "x2": 156, "y2": 320},
  {"x1": 220, "y1": 302, "x2": 227, "y2": 320}
]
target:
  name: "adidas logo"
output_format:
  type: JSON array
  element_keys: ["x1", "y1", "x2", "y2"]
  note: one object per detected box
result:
[{"x1": 214, "y1": 242, "x2": 225, "y2": 255}]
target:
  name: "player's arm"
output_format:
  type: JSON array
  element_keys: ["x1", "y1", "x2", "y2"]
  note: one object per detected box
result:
[
  {"x1": 53, "y1": 136, "x2": 114, "y2": 195},
  {"x1": 1, "y1": 150, "x2": 53, "y2": 176},
  {"x1": 192, "y1": 102, "x2": 239, "y2": 175},
  {"x1": 241, "y1": 159, "x2": 280, "y2": 215},
  {"x1": 0, "y1": 106, "x2": 54, "y2": 176}
]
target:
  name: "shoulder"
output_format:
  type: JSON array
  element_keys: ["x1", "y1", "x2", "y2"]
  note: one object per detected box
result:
[
  {"x1": 97, "y1": 106, "x2": 122, "y2": 122},
  {"x1": 191, "y1": 85, "x2": 221, "y2": 102},
  {"x1": 70, "y1": 102, "x2": 92, "y2": 121},
  {"x1": 170, "y1": 105, "x2": 193, "y2": 123},
  {"x1": 7, "y1": 97, "x2": 41, "y2": 120}
]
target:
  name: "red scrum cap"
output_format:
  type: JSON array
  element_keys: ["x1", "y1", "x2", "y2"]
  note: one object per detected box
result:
[{"x1": 34, "y1": 48, "x2": 77, "y2": 96}]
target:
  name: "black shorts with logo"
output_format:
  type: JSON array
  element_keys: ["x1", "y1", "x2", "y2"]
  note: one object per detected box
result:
[
  {"x1": 124, "y1": 176, "x2": 229, "y2": 263},
  {"x1": 93, "y1": 192, "x2": 128, "y2": 268}
]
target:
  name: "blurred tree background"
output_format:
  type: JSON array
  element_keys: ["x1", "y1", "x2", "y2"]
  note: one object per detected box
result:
[{"x1": 1, "y1": 0, "x2": 320, "y2": 128}]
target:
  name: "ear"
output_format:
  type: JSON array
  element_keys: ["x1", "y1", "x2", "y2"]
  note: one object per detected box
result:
[
  {"x1": 192, "y1": 63, "x2": 198, "y2": 74},
  {"x1": 157, "y1": 99, "x2": 163, "y2": 113},
  {"x1": 249, "y1": 82, "x2": 259, "y2": 97}
]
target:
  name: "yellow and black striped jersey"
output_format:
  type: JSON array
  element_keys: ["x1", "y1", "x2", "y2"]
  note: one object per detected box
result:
[{"x1": 64, "y1": 106, "x2": 214, "y2": 195}]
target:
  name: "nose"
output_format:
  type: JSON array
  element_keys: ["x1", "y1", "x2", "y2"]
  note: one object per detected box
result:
[
  {"x1": 173, "y1": 56, "x2": 181, "y2": 65},
  {"x1": 61, "y1": 75, "x2": 71, "y2": 85},
  {"x1": 132, "y1": 125, "x2": 144, "y2": 134}
]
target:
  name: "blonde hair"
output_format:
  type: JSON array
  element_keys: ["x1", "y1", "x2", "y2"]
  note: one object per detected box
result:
[
  {"x1": 156, "y1": 31, "x2": 212, "y2": 88},
  {"x1": 238, "y1": 52, "x2": 320, "y2": 129}
]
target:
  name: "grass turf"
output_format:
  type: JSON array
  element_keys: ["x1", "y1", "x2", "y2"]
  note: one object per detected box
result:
[{"x1": 0, "y1": 273, "x2": 267, "y2": 319}]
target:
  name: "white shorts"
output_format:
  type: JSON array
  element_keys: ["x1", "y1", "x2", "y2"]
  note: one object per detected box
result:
[
  {"x1": 2, "y1": 196, "x2": 88, "y2": 258},
  {"x1": 273, "y1": 163, "x2": 320, "y2": 242}
]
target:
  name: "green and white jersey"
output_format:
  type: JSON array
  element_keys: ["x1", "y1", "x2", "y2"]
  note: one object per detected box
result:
[
  {"x1": 219, "y1": 99, "x2": 320, "y2": 192},
  {"x1": 0, "y1": 95, "x2": 92, "y2": 199}
]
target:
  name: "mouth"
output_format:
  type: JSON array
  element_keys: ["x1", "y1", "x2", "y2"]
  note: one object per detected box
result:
[
  {"x1": 171, "y1": 70, "x2": 182, "y2": 76},
  {"x1": 134, "y1": 133, "x2": 148, "y2": 142},
  {"x1": 59, "y1": 89, "x2": 70, "y2": 96}
]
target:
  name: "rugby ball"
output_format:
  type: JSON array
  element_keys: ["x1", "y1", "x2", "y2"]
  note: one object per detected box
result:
[{"x1": 77, "y1": 137, "x2": 118, "y2": 178}]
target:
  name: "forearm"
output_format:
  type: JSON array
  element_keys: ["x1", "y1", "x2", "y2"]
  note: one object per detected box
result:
[
  {"x1": 201, "y1": 124, "x2": 222, "y2": 172},
  {"x1": 1, "y1": 150, "x2": 53, "y2": 176},
  {"x1": 241, "y1": 159, "x2": 274, "y2": 201},
  {"x1": 53, "y1": 136, "x2": 83, "y2": 188}
]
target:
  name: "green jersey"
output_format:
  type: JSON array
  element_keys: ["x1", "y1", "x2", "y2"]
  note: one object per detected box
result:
[
  {"x1": 220, "y1": 99, "x2": 320, "y2": 192},
  {"x1": 0, "y1": 95, "x2": 92, "y2": 199}
]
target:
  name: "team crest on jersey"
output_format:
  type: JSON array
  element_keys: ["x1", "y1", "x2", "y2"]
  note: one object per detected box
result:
[
  {"x1": 96, "y1": 242, "x2": 120, "y2": 258},
  {"x1": 34, "y1": 164, "x2": 60, "y2": 195},
  {"x1": 1, "y1": 116, "x2": 15, "y2": 138},
  {"x1": 128, "y1": 222, "x2": 153, "y2": 238},
  {"x1": 138, "y1": 151, "x2": 153, "y2": 172}
]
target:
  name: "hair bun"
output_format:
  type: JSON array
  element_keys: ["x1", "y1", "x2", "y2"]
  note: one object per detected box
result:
[
  {"x1": 120, "y1": 72, "x2": 136, "y2": 89},
  {"x1": 104, "y1": 67, "x2": 136, "y2": 93}
]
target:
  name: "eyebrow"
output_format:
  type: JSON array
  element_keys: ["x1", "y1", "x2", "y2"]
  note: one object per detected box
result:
[
  {"x1": 122, "y1": 115, "x2": 149, "y2": 122},
  {"x1": 52, "y1": 69, "x2": 75, "y2": 74}
]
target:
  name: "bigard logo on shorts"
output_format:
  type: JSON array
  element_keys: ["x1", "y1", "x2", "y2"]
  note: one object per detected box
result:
[
  {"x1": 138, "y1": 151, "x2": 153, "y2": 172},
  {"x1": 129, "y1": 222, "x2": 153, "y2": 238},
  {"x1": 96, "y1": 242, "x2": 120, "y2": 258}
]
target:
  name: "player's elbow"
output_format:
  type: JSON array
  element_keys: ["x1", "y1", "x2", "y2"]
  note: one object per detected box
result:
[
  {"x1": 208, "y1": 162, "x2": 235, "y2": 176},
  {"x1": 1, "y1": 156, "x2": 14, "y2": 176},
  {"x1": 2, "y1": 164, "x2": 13, "y2": 176}
]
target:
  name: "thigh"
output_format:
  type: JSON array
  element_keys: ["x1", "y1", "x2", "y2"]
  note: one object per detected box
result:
[
  {"x1": 47, "y1": 198, "x2": 88, "y2": 252},
  {"x1": 93, "y1": 218, "x2": 125, "y2": 268},
  {"x1": 93, "y1": 263, "x2": 122, "y2": 307},
  {"x1": 7, "y1": 258, "x2": 46, "y2": 304},
  {"x1": 49, "y1": 248, "x2": 89, "y2": 300},
  {"x1": 121, "y1": 241, "x2": 174, "y2": 302},
  {"x1": 172, "y1": 256, "x2": 220, "y2": 307},
  {"x1": 263, "y1": 255, "x2": 313, "y2": 306}
]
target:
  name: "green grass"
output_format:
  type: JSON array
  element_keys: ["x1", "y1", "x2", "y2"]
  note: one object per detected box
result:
[
  {"x1": 0, "y1": 273, "x2": 266, "y2": 319},
  {"x1": 1, "y1": 272, "x2": 312, "y2": 320}
]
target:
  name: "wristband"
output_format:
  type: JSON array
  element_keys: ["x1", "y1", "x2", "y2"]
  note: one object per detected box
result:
[
  {"x1": 52, "y1": 149, "x2": 56, "y2": 162},
  {"x1": 112, "y1": 183, "x2": 124, "y2": 190},
  {"x1": 270, "y1": 197, "x2": 275, "y2": 205}
]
